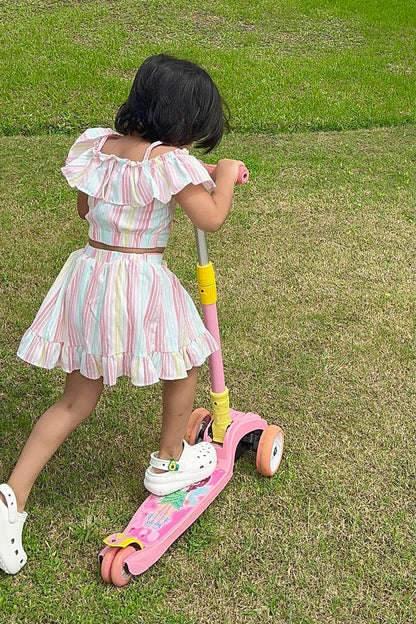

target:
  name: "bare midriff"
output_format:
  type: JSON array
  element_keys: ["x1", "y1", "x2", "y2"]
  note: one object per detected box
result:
[{"x1": 88, "y1": 239, "x2": 165, "y2": 254}]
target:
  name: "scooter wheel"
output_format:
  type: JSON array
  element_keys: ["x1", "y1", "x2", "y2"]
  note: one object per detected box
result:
[
  {"x1": 256, "y1": 425, "x2": 284, "y2": 477},
  {"x1": 101, "y1": 547, "x2": 119, "y2": 583},
  {"x1": 110, "y1": 545, "x2": 136, "y2": 587},
  {"x1": 185, "y1": 408, "x2": 212, "y2": 445}
]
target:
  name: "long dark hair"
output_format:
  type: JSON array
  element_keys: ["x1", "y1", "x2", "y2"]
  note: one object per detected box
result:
[{"x1": 114, "y1": 54, "x2": 229, "y2": 152}]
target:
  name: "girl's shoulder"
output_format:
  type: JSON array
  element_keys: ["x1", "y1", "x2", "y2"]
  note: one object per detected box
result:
[
  {"x1": 65, "y1": 127, "x2": 119, "y2": 160},
  {"x1": 74, "y1": 127, "x2": 117, "y2": 143}
]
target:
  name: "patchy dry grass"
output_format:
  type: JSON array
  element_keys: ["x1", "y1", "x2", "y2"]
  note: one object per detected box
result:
[
  {"x1": 1, "y1": 0, "x2": 415, "y2": 621},
  {"x1": 0, "y1": 125, "x2": 414, "y2": 623}
]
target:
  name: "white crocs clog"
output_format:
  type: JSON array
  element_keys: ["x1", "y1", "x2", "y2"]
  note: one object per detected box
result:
[
  {"x1": 144, "y1": 440, "x2": 217, "y2": 497},
  {"x1": 0, "y1": 484, "x2": 28, "y2": 575}
]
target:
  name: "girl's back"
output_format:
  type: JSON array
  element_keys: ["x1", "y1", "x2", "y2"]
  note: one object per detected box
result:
[{"x1": 99, "y1": 134, "x2": 176, "y2": 162}]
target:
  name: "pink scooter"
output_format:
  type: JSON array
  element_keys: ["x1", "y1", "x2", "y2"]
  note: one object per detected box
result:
[{"x1": 99, "y1": 164, "x2": 284, "y2": 586}]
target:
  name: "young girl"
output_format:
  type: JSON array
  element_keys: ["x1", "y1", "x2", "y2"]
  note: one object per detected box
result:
[{"x1": 0, "y1": 54, "x2": 243, "y2": 575}]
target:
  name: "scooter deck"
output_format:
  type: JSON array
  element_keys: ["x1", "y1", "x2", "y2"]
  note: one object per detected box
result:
[
  {"x1": 102, "y1": 461, "x2": 231, "y2": 576},
  {"x1": 100, "y1": 410, "x2": 268, "y2": 577}
]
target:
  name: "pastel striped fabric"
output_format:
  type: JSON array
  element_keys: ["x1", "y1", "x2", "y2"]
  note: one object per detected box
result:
[
  {"x1": 17, "y1": 129, "x2": 219, "y2": 386},
  {"x1": 61, "y1": 128, "x2": 215, "y2": 248}
]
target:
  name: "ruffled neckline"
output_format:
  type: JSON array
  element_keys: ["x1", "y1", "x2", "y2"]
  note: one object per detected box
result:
[{"x1": 61, "y1": 128, "x2": 215, "y2": 206}]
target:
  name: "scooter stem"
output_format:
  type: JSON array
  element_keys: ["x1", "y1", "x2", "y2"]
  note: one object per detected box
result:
[{"x1": 195, "y1": 227, "x2": 232, "y2": 442}]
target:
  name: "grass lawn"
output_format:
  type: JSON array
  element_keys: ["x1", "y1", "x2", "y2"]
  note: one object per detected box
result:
[
  {"x1": 0, "y1": 126, "x2": 414, "y2": 623},
  {"x1": 0, "y1": 1, "x2": 415, "y2": 623},
  {"x1": 0, "y1": 0, "x2": 415, "y2": 134}
]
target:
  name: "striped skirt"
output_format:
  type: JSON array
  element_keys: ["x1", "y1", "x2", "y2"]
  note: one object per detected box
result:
[{"x1": 17, "y1": 245, "x2": 218, "y2": 386}]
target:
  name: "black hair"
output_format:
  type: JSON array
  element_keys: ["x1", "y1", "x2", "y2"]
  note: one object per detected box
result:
[{"x1": 114, "y1": 54, "x2": 230, "y2": 152}]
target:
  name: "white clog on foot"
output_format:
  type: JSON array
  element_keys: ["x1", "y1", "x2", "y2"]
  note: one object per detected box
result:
[
  {"x1": 0, "y1": 484, "x2": 27, "y2": 575},
  {"x1": 144, "y1": 440, "x2": 217, "y2": 497}
]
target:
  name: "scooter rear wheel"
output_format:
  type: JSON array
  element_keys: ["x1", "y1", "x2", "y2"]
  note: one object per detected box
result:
[
  {"x1": 256, "y1": 425, "x2": 284, "y2": 477},
  {"x1": 110, "y1": 545, "x2": 136, "y2": 587},
  {"x1": 101, "y1": 547, "x2": 119, "y2": 583},
  {"x1": 185, "y1": 408, "x2": 212, "y2": 445}
]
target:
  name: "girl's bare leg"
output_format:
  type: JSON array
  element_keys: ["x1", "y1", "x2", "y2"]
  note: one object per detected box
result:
[
  {"x1": 157, "y1": 367, "x2": 198, "y2": 462},
  {"x1": 6, "y1": 370, "x2": 103, "y2": 512},
  {"x1": 144, "y1": 366, "x2": 217, "y2": 495}
]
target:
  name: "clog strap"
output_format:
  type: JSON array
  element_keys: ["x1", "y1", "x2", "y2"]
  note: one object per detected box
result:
[
  {"x1": 149, "y1": 441, "x2": 188, "y2": 471},
  {"x1": 149, "y1": 453, "x2": 180, "y2": 472},
  {"x1": 0, "y1": 484, "x2": 18, "y2": 523}
]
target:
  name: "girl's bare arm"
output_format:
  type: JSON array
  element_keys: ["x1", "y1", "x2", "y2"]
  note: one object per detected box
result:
[{"x1": 175, "y1": 159, "x2": 242, "y2": 232}]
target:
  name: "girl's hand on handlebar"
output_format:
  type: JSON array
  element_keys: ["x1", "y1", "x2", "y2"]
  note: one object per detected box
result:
[
  {"x1": 215, "y1": 159, "x2": 245, "y2": 184},
  {"x1": 201, "y1": 159, "x2": 248, "y2": 184}
]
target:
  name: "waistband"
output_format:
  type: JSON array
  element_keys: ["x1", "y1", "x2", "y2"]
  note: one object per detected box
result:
[{"x1": 83, "y1": 244, "x2": 164, "y2": 264}]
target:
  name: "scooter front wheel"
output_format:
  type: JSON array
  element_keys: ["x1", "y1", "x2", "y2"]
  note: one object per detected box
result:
[
  {"x1": 185, "y1": 408, "x2": 212, "y2": 445},
  {"x1": 256, "y1": 425, "x2": 284, "y2": 477}
]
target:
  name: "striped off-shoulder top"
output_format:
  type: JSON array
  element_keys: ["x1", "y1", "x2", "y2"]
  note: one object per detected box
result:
[{"x1": 61, "y1": 128, "x2": 215, "y2": 248}]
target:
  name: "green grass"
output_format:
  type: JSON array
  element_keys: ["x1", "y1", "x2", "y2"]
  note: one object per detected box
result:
[
  {"x1": 1, "y1": 126, "x2": 414, "y2": 623},
  {"x1": 0, "y1": 0, "x2": 415, "y2": 135},
  {"x1": 1, "y1": 1, "x2": 415, "y2": 622}
]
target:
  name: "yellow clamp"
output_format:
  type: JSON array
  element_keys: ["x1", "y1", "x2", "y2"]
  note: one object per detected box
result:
[
  {"x1": 197, "y1": 262, "x2": 217, "y2": 305},
  {"x1": 103, "y1": 533, "x2": 144, "y2": 550},
  {"x1": 210, "y1": 387, "x2": 232, "y2": 443}
]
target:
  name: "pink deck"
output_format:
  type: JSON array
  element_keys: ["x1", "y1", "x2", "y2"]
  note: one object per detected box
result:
[{"x1": 100, "y1": 409, "x2": 267, "y2": 576}]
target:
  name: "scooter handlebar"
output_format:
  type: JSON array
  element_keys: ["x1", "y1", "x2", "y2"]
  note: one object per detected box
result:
[{"x1": 201, "y1": 162, "x2": 249, "y2": 185}]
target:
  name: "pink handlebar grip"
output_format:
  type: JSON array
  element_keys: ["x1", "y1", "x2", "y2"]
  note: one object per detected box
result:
[{"x1": 201, "y1": 162, "x2": 249, "y2": 185}]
